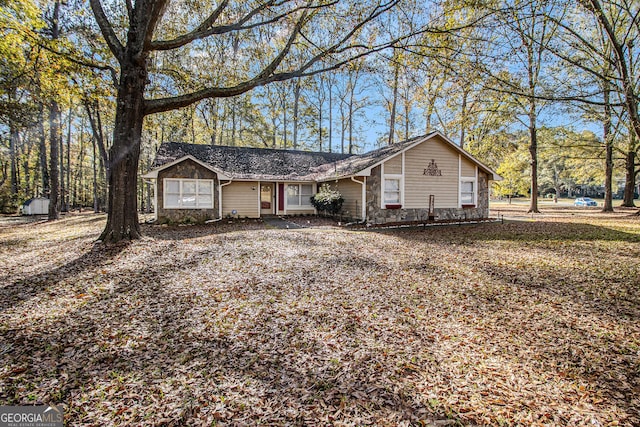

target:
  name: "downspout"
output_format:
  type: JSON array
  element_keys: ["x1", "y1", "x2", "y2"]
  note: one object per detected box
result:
[
  {"x1": 143, "y1": 179, "x2": 157, "y2": 222},
  {"x1": 351, "y1": 176, "x2": 367, "y2": 223},
  {"x1": 218, "y1": 180, "x2": 233, "y2": 219}
]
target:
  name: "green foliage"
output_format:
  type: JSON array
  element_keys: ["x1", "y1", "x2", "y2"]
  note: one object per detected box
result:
[
  {"x1": 310, "y1": 184, "x2": 344, "y2": 215},
  {"x1": 0, "y1": 186, "x2": 20, "y2": 214},
  {"x1": 494, "y1": 144, "x2": 530, "y2": 198}
]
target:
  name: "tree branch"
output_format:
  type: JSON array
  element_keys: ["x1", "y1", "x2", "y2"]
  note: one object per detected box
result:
[
  {"x1": 145, "y1": 0, "x2": 402, "y2": 115},
  {"x1": 89, "y1": 0, "x2": 124, "y2": 62},
  {"x1": 582, "y1": 0, "x2": 640, "y2": 141},
  {"x1": 150, "y1": 0, "x2": 275, "y2": 51},
  {"x1": 142, "y1": 0, "x2": 171, "y2": 50}
]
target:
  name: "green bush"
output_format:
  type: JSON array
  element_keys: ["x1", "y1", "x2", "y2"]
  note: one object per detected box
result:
[
  {"x1": 0, "y1": 188, "x2": 20, "y2": 214},
  {"x1": 311, "y1": 184, "x2": 344, "y2": 215}
]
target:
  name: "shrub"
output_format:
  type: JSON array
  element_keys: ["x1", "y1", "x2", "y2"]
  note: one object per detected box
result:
[
  {"x1": 311, "y1": 184, "x2": 344, "y2": 215},
  {"x1": 0, "y1": 188, "x2": 20, "y2": 214}
]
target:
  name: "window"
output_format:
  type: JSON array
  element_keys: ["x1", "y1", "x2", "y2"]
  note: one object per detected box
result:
[
  {"x1": 287, "y1": 184, "x2": 313, "y2": 207},
  {"x1": 460, "y1": 180, "x2": 475, "y2": 205},
  {"x1": 384, "y1": 178, "x2": 401, "y2": 205},
  {"x1": 164, "y1": 179, "x2": 214, "y2": 209}
]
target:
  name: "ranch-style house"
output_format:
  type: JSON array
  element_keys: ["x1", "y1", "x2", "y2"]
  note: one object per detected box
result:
[{"x1": 142, "y1": 131, "x2": 501, "y2": 224}]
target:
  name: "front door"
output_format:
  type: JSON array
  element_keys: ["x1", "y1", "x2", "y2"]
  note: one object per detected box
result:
[{"x1": 260, "y1": 183, "x2": 274, "y2": 215}]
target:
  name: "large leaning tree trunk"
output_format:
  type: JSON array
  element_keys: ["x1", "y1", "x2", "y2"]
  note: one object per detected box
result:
[
  {"x1": 89, "y1": 0, "x2": 412, "y2": 243},
  {"x1": 99, "y1": 61, "x2": 146, "y2": 242}
]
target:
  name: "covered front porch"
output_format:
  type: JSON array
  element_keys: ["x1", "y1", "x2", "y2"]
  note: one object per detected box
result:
[{"x1": 221, "y1": 181, "x2": 317, "y2": 219}]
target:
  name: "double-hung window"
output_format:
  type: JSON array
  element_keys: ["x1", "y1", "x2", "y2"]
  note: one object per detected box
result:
[
  {"x1": 383, "y1": 176, "x2": 402, "y2": 207},
  {"x1": 460, "y1": 180, "x2": 475, "y2": 205},
  {"x1": 287, "y1": 184, "x2": 313, "y2": 208},
  {"x1": 164, "y1": 179, "x2": 213, "y2": 209}
]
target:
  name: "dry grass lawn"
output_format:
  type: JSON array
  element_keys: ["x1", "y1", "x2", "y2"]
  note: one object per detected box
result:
[{"x1": 1, "y1": 209, "x2": 639, "y2": 426}]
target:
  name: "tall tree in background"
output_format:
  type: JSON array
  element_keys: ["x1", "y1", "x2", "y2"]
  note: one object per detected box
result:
[
  {"x1": 491, "y1": 0, "x2": 563, "y2": 213},
  {"x1": 580, "y1": 0, "x2": 640, "y2": 207},
  {"x1": 47, "y1": 1, "x2": 62, "y2": 220},
  {"x1": 543, "y1": 0, "x2": 639, "y2": 207},
  {"x1": 0, "y1": 0, "x2": 43, "y2": 210}
]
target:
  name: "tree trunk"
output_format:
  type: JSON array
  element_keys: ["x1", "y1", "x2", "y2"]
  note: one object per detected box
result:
[
  {"x1": 459, "y1": 89, "x2": 468, "y2": 148},
  {"x1": 403, "y1": 99, "x2": 410, "y2": 142},
  {"x1": 388, "y1": 63, "x2": 399, "y2": 145},
  {"x1": 318, "y1": 80, "x2": 325, "y2": 152},
  {"x1": 92, "y1": 130, "x2": 99, "y2": 213},
  {"x1": 9, "y1": 122, "x2": 18, "y2": 195},
  {"x1": 340, "y1": 105, "x2": 346, "y2": 154},
  {"x1": 554, "y1": 168, "x2": 561, "y2": 202},
  {"x1": 209, "y1": 99, "x2": 218, "y2": 145},
  {"x1": 99, "y1": 61, "x2": 146, "y2": 243},
  {"x1": 271, "y1": 114, "x2": 277, "y2": 148},
  {"x1": 60, "y1": 121, "x2": 65, "y2": 211},
  {"x1": 293, "y1": 78, "x2": 300, "y2": 149},
  {"x1": 77, "y1": 130, "x2": 85, "y2": 208},
  {"x1": 48, "y1": 100, "x2": 61, "y2": 220},
  {"x1": 85, "y1": 99, "x2": 111, "y2": 211},
  {"x1": 602, "y1": 85, "x2": 613, "y2": 212},
  {"x1": 23, "y1": 144, "x2": 31, "y2": 197},
  {"x1": 328, "y1": 76, "x2": 333, "y2": 153},
  {"x1": 622, "y1": 148, "x2": 636, "y2": 207},
  {"x1": 48, "y1": 0, "x2": 61, "y2": 220},
  {"x1": 348, "y1": 73, "x2": 357, "y2": 154},
  {"x1": 38, "y1": 106, "x2": 49, "y2": 196},
  {"x1": 230, "y1": 99, "x2": 237, "y2": 146},
  {"x1": 527, "y1": 109, "x2": 540, "y2": 213},
  {"x1": 281, "y1": 95, "x2": 287, "y2": 149}
]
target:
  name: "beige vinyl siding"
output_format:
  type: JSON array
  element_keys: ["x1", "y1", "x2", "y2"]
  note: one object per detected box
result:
[
  {"x1": 404, "y1": 136, "x2": 459, "y2": 208},
  {"x1": 222, "y1": 181, "x2": 259, "y2": 218},
  {"x1": 383, "y1": 155, "x2": 402, "y2": 174},
  {"x1": 334, "y1": 178, "x2": 364, "y2": 218},
  {"x1": 461, "y1": 156, "x2": 476, "y2": 177}
]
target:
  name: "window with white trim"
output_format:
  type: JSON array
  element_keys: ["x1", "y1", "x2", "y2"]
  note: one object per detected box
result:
[
  {"x1": 383, "y1": 177, "x2": 402, "y2": 205},
  {"x1": 164, "y1": 179, "x2": 214, "y2": 209},
  {"x1": 460, "y1": 180, "x2": 475, "y2": 205},
  {"x1": 287, "y1": 184, "x2": 313, "y2": 207}
]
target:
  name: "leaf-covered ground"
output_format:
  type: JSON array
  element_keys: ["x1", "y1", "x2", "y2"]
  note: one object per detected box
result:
[{"x1": 1, "y1": 210, "x2": 639, "y2": 426}]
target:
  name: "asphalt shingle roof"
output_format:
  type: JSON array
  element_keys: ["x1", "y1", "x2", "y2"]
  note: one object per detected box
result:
[
  {"x1": 149, "y1": 131, "x2": 500, "y2": 181},
  {"x1": 152, "y1": 143, "x2": 354, "y2": 181}
]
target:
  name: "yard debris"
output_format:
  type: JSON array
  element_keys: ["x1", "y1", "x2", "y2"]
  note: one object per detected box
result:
[{"x1": 0, "y1": 212, "x2": 639, "y2": 425}]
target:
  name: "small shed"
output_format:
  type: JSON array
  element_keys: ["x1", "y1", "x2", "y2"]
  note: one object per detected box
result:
[{"x1": 22, "y1": 197, "x2": 49, "y2": 215}]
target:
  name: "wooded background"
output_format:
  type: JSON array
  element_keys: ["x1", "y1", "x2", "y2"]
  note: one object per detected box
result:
[{"x1": 1, "y1": 0, "x2": 638, "y2": 217}]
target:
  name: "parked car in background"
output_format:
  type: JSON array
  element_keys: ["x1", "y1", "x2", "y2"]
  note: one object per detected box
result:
[{"x1": 574, "y1": 197, "x2": 598, "y2": 207}]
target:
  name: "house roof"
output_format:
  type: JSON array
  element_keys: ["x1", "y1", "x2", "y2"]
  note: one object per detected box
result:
[
  {"x1": 146, "y1": 142, "x2": 353, "y2": 181},
  {"x1": 144, "y1": 131, "x2": 501, "y2": 181}
]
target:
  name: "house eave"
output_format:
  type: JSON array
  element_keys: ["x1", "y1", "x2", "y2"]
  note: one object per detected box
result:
[{"x1": 316, "y1": 168, "x2": 372, "y2": 182}]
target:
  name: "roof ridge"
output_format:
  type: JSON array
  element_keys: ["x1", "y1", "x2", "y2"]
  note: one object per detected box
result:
[{"x1": 160, "y1": 141, "x2": 354, "y2": 158}]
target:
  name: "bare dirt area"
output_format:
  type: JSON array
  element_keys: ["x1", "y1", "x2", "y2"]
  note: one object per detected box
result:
[{"x1": 1, "y1": 212, "x2": 639, "y2": 426}]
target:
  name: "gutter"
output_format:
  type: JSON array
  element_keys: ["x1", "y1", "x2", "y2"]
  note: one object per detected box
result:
[{"x1": 143, "y1": 179, "x2": 157, "y2": 222}]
